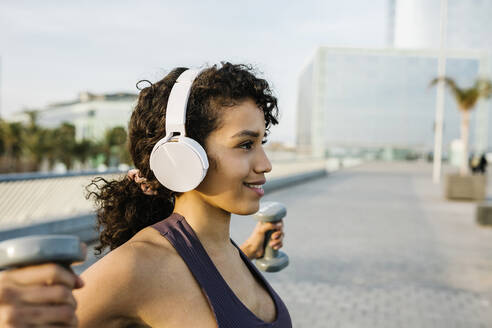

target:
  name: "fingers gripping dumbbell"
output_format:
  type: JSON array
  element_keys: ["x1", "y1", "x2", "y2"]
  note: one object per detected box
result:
[
  {"x1": 254, "y1": 201, "x2": 289, "y2": 272},
  {"x1": 0, "y1": 235, "x2": 86, "y2": 270}
]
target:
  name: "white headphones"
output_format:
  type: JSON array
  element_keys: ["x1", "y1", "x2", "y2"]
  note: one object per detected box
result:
[{"x1": 149, "y1": 69, "x2": 209, "y2": 192}]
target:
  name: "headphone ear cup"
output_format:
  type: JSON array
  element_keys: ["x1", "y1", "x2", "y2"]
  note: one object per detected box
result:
[{"x1": 150, "y1": 136, "x2": 209, "y2": 192}]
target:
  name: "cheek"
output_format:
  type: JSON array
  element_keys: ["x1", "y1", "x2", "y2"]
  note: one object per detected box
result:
[
  {"x1": 199, "y1": 152, "x2": 250, "y2": 192},
  {"x1": 216, "y1": 153, "x2": 250, "y2": 184},
  {"x1": 222, "y1": 153, "x2": 251, "y2": 181}
]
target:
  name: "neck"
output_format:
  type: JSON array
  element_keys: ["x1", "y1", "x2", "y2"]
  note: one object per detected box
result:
[{"x1": 173, "y1": 191, "x2": 233, "y2": 257}]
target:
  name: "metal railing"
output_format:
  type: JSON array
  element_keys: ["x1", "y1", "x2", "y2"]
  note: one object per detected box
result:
[
  {"x1": 0, "y1": 157, "x2": 352, "y2": 239},
  {"x1": 0, "y1": 170, "x2": 124, "y2": 230}
]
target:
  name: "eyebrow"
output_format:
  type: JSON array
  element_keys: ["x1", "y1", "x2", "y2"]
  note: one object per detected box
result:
[{"x1": 231, "y1": 130, "x2": 267, "y2": 138}]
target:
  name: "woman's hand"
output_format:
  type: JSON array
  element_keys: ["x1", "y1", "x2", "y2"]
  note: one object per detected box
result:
[
  {"x1": 0, "y1": 263, "x2": 84, "y2": 327},
  {"x1": 240, "y1": 221, "x2": 284, "y2": 260}
]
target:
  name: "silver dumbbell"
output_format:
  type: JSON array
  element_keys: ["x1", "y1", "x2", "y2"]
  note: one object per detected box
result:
[
  {"x1": 0, "y1": 235, "x2": 86, "y2": 270},
  {"x1": 254, "y1": 201, "x2": 289, "y2": 272}
]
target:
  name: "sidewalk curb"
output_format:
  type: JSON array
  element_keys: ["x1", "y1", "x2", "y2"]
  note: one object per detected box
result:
[{"x1": 264, "y1": 169, "x2": 327, "y2": 193}]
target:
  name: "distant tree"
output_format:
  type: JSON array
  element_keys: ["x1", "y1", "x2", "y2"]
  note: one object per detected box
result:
[
  {"x1": 41, "y1": 129, "x2": 58, "y2": 170},
  {"x1": 0, "y1": 116, "x2": 136, "y2": 172},
  {"x1": 119, "y1": 144, "x2": 132, "y2": 165},
  {"x1": 0, "y1": 119, "x2": 7, "y2": 157},
  {"x1": 105, "y1": 126, "x2": 127, "y2": 147},
  {"x1": 22, "y1": 110, "x2": 48, "y2": 171},
  {"x1": 53, "y1": 123, "x2": 77, "y2": 170},
  {"x1": 430, "y1": 77, "x2": 492, "y2": 175},
  {"x1": 102, "y1": 126, "x2": 128, "y2": 166},
  {"x1": 73, "y1": 139, "x2": 94, "y2": 168},
  {"x1": 4, "y1": 122, "x2": 25, "y2": 172}
]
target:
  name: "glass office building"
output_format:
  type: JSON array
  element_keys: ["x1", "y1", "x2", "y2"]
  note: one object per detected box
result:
[
  {"x1": 297, "y1": 47, "x2": 491, "y2": 157},
  {"x1": 297, "y1": 0, "x2": 492, "y2": 157}
]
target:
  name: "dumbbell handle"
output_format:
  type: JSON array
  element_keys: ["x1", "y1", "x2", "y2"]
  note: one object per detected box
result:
[
  {"x1": 262, "y1": 228, "x2": 278, "y2": 260},
  {"x1": 255, "y1": 201, "x2": 286, "y2": 259},
  {"x1": 254, "y1": 201, "x2": 289, "y2": 272}
]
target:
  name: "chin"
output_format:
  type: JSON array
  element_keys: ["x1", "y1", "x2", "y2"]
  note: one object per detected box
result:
[{"x1": 230, "y1": 202, "x2": 260, "y2": 216}]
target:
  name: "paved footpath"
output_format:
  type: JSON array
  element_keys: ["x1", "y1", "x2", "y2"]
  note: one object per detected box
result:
[{"x1": 230, "y1": 162, "x2": 492, "y2": 328}]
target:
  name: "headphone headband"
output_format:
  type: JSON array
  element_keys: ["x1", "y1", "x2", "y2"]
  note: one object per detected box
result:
[{"x1": 165, "y1": 69, "x2": 201, "y2": 137}]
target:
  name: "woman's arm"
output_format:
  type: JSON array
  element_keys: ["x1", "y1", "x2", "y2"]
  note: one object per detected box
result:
[{"x1": 74, "y1": 244, "x2": 151, "y2": 328}]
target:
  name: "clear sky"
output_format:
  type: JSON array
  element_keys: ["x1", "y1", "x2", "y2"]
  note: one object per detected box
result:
[{"x1": 0, "y1": 0, "x2": 387, "y2": 144}]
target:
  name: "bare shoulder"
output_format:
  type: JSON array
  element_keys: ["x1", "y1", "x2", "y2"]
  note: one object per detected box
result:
[{"x1": 75, "y1": 226, "x2": 187, "y2": 327}]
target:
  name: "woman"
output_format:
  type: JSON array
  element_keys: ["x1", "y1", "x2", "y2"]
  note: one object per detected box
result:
[{"x1": 0, "y1": 63, "x2": 291, "y2": 327}]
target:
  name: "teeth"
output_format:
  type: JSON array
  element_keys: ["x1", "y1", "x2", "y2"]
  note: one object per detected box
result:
[{"x1": 245, "y1": 183, "x2": 262, "y2": 189}]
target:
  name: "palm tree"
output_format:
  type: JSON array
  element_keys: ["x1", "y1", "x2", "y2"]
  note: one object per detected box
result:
[
  {"x1": 22, "y1": 110, "x2": 47, "y2": 171},
  {"x1": 0, "y1": 119, "x2": 8, "y2": 172},
  {"x1": 430, "y1": 77, "x2": 492, "y2": 175},
  {"x1": 4, "y1": 122, "x2": 25, "y2": 172},
  {"x1": 43, "y1": 129, "x2": 58, "y2": 170},
  {"x1": 0, "y1": 119, "x2": 7, "y2": 158},
  {"x1": 53, "y1": 123, "x2": 77, "y2": 170},
  {"x1": 73, "y1": 139, "x2": 94, "y2": 169}
]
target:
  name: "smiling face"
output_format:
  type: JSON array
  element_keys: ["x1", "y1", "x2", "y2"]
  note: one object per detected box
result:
[{"x1": 194, "y1": 98, "x2": 272, "y2": 215}]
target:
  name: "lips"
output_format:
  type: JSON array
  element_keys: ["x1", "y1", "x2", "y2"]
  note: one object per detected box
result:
[
  {"x1": 243, "y1": 180, "x2": 266, "y2": 197},
  {"x1": 243, "y1": 180, "x2": 266, "y2": 187}
]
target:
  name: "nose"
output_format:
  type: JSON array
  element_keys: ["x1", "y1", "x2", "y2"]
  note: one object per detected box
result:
[{"x1": 254, "y1": 147, "x2": 272, "y2": 174}]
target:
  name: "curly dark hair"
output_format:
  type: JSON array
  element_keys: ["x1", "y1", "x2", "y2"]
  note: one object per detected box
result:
[{"x1": 86, "y1": 63, "x2": 279, "y2": 254}]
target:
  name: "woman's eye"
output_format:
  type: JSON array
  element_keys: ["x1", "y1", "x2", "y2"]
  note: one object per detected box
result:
[
  {"x1": 239, "y1": 141, "x2": 253, "y2": 149},
  {"x1": 239, "y1": 139, "x2": 268, "y2": 150}
]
